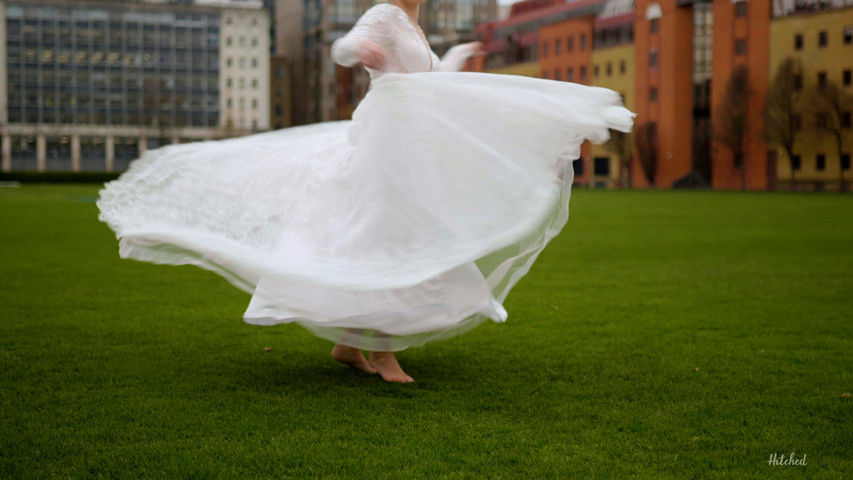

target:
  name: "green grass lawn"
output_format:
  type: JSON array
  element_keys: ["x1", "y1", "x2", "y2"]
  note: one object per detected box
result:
[{"x1": 1, "y1": 185, "x2": 851, "y2": 479}]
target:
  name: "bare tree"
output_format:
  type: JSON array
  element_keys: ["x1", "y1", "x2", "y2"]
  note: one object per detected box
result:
[
  {"x1": 715, "y1": 64, "x2": 751, "y2": 190},
  {"x1": 604, "y1": 129, "x2": 633, "y2": 188},
  {"x1": 806, "y1": 79, "x2": 853, "y2": 192},
  {"x1": 635, "y1": 121, "x2": 658, "y2": 187},
  {"x1": 765, "y1": 57, "x2": 803, "y2": 191}
]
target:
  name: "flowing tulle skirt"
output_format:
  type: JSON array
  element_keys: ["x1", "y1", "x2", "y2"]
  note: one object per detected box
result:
[{"x1": 98, "y1": 72, "x2": 634, "y2": 350}]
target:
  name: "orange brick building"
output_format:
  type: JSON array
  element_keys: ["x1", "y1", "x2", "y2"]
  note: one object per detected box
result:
[
  {"x1": 633, "y1": 0, "x2": 694, "y2": 188},
  {"x1": 711, "y1": 0, "x2": 772, "y2": 190},
  {"x1": 474, "y1": 0, "x2": 848, "y2": 191}
]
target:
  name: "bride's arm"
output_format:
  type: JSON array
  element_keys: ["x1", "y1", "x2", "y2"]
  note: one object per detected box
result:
[
  {"x1": 437, "y1": 42, "x2": 482, "y2": 72},
  {"x1": 331, "y1": 5, "x2": 394, "y2": 68}
]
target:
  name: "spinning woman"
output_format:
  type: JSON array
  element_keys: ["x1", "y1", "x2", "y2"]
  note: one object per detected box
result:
[{"x1": 98, "y1": 0, "x2": 634, "y2": 383}]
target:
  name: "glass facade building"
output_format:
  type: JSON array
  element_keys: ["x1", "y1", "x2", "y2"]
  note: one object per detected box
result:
[
  {"x1": 1, "y1": 0, "x2": 269, "y2": 173},
  {"x1": 5, "y1": 3, "x2": 221, "y2": 129}
]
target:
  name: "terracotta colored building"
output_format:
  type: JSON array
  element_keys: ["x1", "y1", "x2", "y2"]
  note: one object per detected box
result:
[{"x1": 711, "y1": 0, "x2": 772, "y2": 190}]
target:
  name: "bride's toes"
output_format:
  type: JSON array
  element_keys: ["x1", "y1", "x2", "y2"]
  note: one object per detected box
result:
[
  {"x1": 332, "y1": 345, "x2": 377, "y2": 374},
  {"x1": 368, "y1": 352, "x2": 414, "y2": 383}
]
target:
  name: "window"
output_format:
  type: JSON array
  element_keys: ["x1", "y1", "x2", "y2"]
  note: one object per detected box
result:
[
  {"x1": 594, "y1": 65, "x2": 599, "y2": 78},
  {"x1": 543, "y1": 71, "x2": 549, "y2": 79},
  {"x1": 251, "y1": 38, "x2": 258, "y2": 47},
  {"x1": 794, "y1": 74, "x2": 803, "y2": 91},
  {"x1": 736, "y1": 2, "x2": 747, "y2": 17},
  {"x1": 251, "y1": 58, "x2": 258, "y2": 68},
  {"x1": 819, "y1": 30, "x2": 827, "y2": 47},
  {"x1": 555, "y1": 39, "x2": 561, "y2": 55},
  {"x1": 793, "y1": 115, "x2": 801, "y2": 131},
  {"x1": 226, "y1": 78, "x2": 232, "y2": 87},
  {"x1": 842, "y1": 154, "x2": 851, "y2": 171},
  {"x1": 816, "y1": 154, "x2": 826, "y2": 171},
  {"x1": 252, "y1": 99, "x2": 258, "y2": 110},
  {"x1": 794, "y1": 34, "x2": 803, "y2": 50},
  {"x1": 736, "y1": 39, "x2": 746, "y2": 55},
  {"x1": 580, "y1": 34, "x2": 587, "y2": 50},
  {"x1": 620, "y1": 60, "x2": 626, "y2": 74},
  {"x1": 650, "y1": 87, "x2": 658, "y2": 102},
  {"x1": 818, "y1": 71, "x2": 827, "y2": 88},
  {"x1": 845, "y1": 27, "x2": 853, "y2": 45},
  {"x1": 792, "y1": 155, "x2": 801, "y2": 170},
  {"x1": 252, "y1": 79, "x2": 258, "y2": 89},
  {"x1": 567, "y1": 37, "x2": 574, "y2": 52},
  {"x1": 843, "y1": 111, "x2": 852, "y2": 128},
  {"x1": 554, "y1": 69, "x2": 561, "y2": 81},
  {"x1": 844, "y1": 69, "x2": 851, "y2": 86},
  {"x1": 594, "y1": 157, "x2": 610, "y2": 176},
  {"x1": 226, "y1": 57, "x2": 232, "y2": 67},
  {"x1": 580, "y1": 65, "x2": 587, "y2": 81},
  {"x1": 606, "y1": 62, "x2": 612, "y2": 76},
  {"x1": 567, "y1": 68, "x2": 574, "y2": 82},
  {"x1": 817, "y1": 113, "x2": 828, "y2": 129},
  {"x1": 543, "y1": 42, "x2": 549, "y2": 58},
  {"x1": 650, "y1": 50, "x2": 658, "y2": 68},
  {"x1": 650, "y1": 18, "x2": 659, "y2": 33}
]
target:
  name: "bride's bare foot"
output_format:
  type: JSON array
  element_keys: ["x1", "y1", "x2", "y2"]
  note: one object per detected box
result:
[
  {"x1": 368, "y1": 351, "x2": 414, "y2": 383},
  {"x1": 332, "y1": 344, "x2": 377, "y2": 374}
]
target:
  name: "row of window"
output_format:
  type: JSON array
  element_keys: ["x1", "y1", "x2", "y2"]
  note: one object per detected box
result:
[
  {"x1": 571, "y1": 157, "x2": 612, "y2": 177},
  {"x1": 7, "y1": 110, "x2": 219, "y2": 127},
  {"x1": 793, "y1": 70, "x2": 853, "y2": 89},
  {"x1": 790, "y1": 112, "x2": 853, "y2": 130},
  {"x1": 225, "y1": 36, "x2": 260, "y2": 48},
  {"x1": 8, "y1": 50, "x2": 219, "y2": 68},
  {"x1": 791, "y1": 154, "x2": 852, "y2": 171},
  {"x1": 225, "y1": 77, "x2": 261, "y2": 90},
  {"x1": 224, "y1": 57, "x2": 261, "y2": 69},
  {"x1": 225, "y1": 97, "x2": 261, "y2": 110},
  {"x1": 542, "y1": 66, "x2": 587, "y2": 82},
  {"x1": 542, "y1": 59, "x2": 628, "y2": 82},
  {"x1": 6, "y1": 20, "x2": 221, "y2": 49},
  {"x1": 7, "y1": 73, "x2": 220, "y2": 91},
  {"x1": 793, "y1": 27, "x2": 853, "y2": 50},
  {"x1": 6, "y1": 5, "x2": 219, "y2": 26},
  {"x1": 541, "y1": 33, "x2": 589, "y2": 58}
]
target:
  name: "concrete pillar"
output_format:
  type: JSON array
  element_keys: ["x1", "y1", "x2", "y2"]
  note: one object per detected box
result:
[
  {"x1": 71, "y1": 135, "x2": 81, "y2": 173},
  {"x1": 1, "y1": 134, "x2": 10, "y2": 172},
  {"x1": 139, "y1": 137, "x2": 147, "y2": 155},
  {"x1": 36, "y1": 135, "x2": 46, "y2": 172},
  {"x1": 105, "y1": 136, "x2": 115, "y2": 173}
]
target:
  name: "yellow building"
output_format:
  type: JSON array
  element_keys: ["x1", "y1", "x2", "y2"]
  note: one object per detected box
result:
[
  {"x1": 590, "y1": 43, "x2": 635, "y2": 188},
  {"x1": 769, "y1": 7, "x2": 853, "y2": 191},
  {"x1": 486, "y1": 61, "x2": 541, "y2": 78}
]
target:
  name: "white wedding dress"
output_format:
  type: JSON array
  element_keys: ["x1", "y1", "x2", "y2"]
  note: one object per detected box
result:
[{"x1": 98, "y1": 3, "x2": 634, "y2": 351}]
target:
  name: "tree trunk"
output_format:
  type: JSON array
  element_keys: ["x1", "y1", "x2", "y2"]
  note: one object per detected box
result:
[
  {"x1": 838, "y1": 137, "x2": 846, "y2": 193},
  {"x1": 787, "y1": 148, "x2": 797, "y2": 191}
]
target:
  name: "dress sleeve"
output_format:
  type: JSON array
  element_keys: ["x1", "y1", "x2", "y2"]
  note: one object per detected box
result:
[
  {"x1": 331, "y1": 5, "x2": 395, "y2": 67},
  {"x1": 437, "y1": 43, "x2": 480, "y2": 72}
]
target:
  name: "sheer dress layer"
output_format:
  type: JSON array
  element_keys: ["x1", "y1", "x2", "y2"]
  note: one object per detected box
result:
[{"x1": 98, "y1": 3, "x2": 634, "y2": 351}]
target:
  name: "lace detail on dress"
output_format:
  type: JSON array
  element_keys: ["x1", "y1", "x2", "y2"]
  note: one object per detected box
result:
[{"x1": 331, "y1": 3, "x2": 476, "y2": 78}]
